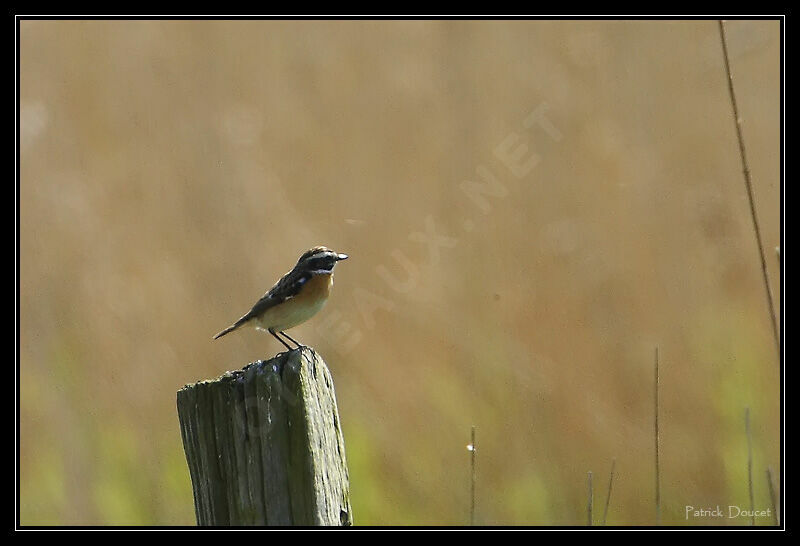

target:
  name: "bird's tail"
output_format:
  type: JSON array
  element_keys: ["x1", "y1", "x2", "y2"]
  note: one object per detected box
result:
[{"x1": 213, "y1": 316, "x2": 249, "y2": 340}]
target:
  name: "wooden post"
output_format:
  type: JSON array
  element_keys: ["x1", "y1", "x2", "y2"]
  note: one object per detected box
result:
[{"x1": 177, "y1": 347, "x2": 353, "y2": 526}]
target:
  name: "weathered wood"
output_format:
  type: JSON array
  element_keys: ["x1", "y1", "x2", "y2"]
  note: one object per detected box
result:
[{"x1": 177, "y1": 347, "x2": 352, "y2": 526}]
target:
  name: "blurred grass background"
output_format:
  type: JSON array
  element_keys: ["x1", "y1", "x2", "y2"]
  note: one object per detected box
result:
[{"x1": 19, "y1": 19, "x2": 780, "y2": 526}]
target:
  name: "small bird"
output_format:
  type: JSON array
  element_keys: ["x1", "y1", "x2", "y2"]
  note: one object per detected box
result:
[{"x1": 213, "y1": 246, "x2": 349, "y2": 350}]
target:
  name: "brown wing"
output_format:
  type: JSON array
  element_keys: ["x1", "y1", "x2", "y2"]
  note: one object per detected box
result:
[{"x1": 243, "y1": 268, "x2": 311, "y2": 321}]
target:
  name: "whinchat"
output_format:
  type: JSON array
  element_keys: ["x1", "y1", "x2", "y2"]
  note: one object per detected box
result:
[{"x1": 213, "y1": 246, "x2": 349, "y2": 350}]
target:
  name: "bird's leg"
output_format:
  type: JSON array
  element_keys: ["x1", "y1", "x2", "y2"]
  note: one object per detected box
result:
[
  {"x1": 269, "y1": 328, "x2": 293, "y2": 351},
  {"x1": 279, "y1": 331, "x2": 305, "y2": 349}
]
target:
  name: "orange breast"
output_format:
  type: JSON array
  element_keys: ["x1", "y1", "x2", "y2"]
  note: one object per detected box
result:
[
  {"x1": 256, "y1": 273, "x2": 333, "y2": 332},
  {"x1": 294, "y1": 272, "x2": 333, "y2": 304}
]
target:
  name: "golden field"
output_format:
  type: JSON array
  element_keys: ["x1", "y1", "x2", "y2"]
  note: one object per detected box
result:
[{"x1": 19, "y1": 19, "x2": 781, "y2": 526}]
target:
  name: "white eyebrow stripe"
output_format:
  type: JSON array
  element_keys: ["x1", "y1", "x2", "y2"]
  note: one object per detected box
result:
[
  {"x1": 307, "y1": 251, "x2": 336, "y2": 261},
  {"x1": 309, "y1": 268, "x2": 333, "y2": 275}
]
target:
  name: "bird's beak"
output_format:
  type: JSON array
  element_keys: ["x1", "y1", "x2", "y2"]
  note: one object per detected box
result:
[{"x1": 336, "y1": 253, "x2": 349, "y2": 261}]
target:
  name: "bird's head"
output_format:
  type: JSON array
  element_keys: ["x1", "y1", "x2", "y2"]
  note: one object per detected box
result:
[{"x1": 297, "y1": 246, "x2": 349, "y2": 274}]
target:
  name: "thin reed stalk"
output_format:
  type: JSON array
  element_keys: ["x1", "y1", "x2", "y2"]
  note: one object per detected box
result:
[
  {"x1": 717, "y1": 20, "x2": 780, "y2": 361},
  {"x1": 468, "y1": 426, "x2": 476, "y2": 525},
  {"x1": 602, "y1": 458, "x2": 616, "y2": 525},
  {"x1": 766, "y1": 467, "x2": 779, "y2": 526},
  {"x1": 745, "y1": 408, "x2": 755, "y2": 526},
  {"x1": 654, "y1": 347, "x2": 661, "y2": 525}
]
